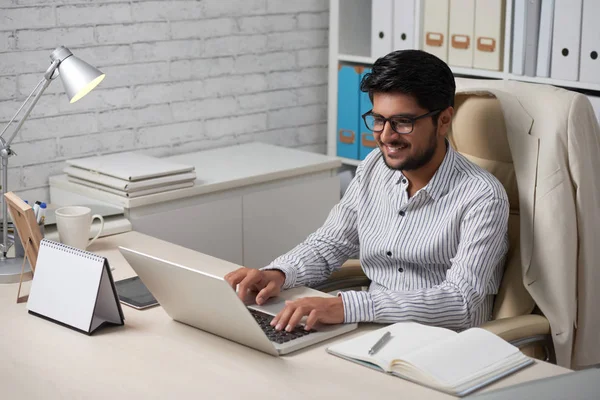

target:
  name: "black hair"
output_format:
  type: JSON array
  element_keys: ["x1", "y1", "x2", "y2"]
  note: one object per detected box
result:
[{"x1": 360, "y1": 50, "x2": 456, "y2": 117}]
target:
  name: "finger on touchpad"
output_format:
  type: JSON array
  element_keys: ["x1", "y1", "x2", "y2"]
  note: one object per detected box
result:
[{"x1": 249, "y1": 296, "x2": 286, "y2": 315}]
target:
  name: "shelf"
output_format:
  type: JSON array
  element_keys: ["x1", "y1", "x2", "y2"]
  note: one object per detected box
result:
[
  {"x1": 338, "y1": 157, "x2": 361, "y2": 167},
  {"x1": 506, "y1": 74, "x2": 600, "y2": 93},
  {"x1": 339, "y1": 54, "x2": 505, "y2": 80},
  {"x1": 338, "y1": 53, "x2": 600, "y2": 93},
  {"x1": 338, "y1": 54, "x2": 376, "y2": 64},
  {"x1": 450, "y1": 67, "x2": 504, "y2": 79}
]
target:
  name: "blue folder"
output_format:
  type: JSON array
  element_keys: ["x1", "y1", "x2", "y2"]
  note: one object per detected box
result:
[
  {"x1": 336, "y1": 65, "x2": 360, "y2": 160},
  {"x1": 359, "y1": 68, "x2": 377, "y2": 160}
]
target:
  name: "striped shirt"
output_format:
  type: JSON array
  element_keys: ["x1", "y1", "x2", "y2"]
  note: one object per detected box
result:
[{"x1": 263, "y1": 143, "x2": 509, "y2": 330}]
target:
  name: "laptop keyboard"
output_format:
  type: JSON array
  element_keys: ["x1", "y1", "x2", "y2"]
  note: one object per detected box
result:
[{"x1": 249, "y1": 308, "x2": 316, "y2": 344}]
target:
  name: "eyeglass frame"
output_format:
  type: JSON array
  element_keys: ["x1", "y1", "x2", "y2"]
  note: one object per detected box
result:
[{"x1": 361, "y1": 108, "x2": 443, "y2": 135}]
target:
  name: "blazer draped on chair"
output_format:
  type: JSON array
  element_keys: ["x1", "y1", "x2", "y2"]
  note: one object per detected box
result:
[{"x1": 455, "y1": 78, "x2": 600, "y2": 369}]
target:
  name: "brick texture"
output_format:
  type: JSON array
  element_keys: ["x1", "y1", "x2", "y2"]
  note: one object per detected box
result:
[{"x1": 0, "y1": 0, "x2": 329, "y2": 200}]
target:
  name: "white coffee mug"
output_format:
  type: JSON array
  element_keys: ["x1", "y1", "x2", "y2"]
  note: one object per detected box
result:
[{"x1": 55, "y1": 206, "x2": 104, "y2": 250}]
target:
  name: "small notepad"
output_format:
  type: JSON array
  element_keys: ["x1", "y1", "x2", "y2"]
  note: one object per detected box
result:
[{"x1": 27, "y1": 239, "x2": 124, "y2": 335}]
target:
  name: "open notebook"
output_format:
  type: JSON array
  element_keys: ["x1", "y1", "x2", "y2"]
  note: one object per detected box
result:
[{"x1": 327, "y1": 322, "x2": 533, "y2": 397}]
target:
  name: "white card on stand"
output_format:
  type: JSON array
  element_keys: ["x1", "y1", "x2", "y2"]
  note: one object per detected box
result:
[{"x1": 27, "y1": 239, "x2": 124, "y2": 334}]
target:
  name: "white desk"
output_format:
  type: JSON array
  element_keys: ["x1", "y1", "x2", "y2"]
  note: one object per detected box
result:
[
  {"x1": 0, "y1": 232, "x2": 569, "y2": 399},
  {"x1": 50, "y1": 143, "x2": 342, "y2": 269}
]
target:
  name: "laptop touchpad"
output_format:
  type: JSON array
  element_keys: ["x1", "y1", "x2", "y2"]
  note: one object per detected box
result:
[
  {"x1": 248, "y1": 296, "x2": 287, "y2": 316},
  {"x1": 247, "y1": 286, "x2": 334, "y2": 316}
]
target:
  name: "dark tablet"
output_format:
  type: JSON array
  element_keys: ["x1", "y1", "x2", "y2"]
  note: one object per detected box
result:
[{"x1": 115, "y1": 276, "x2": 159, "y2": 310}]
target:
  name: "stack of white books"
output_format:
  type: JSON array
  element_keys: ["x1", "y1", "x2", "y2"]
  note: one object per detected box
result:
[{"x1": 64, "y1": 152, "x2": 196, "y2": 198}]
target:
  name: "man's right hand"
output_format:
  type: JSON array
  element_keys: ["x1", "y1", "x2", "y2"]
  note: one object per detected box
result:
[{"x1": 224, "y1": 267, "x2": 286, "y2": 305}]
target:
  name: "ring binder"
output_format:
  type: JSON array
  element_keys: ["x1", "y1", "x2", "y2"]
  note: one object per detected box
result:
[
  {"x1": 426, "y1": 32, "x2": 444, "y2": 47},
  {"x1": 477, "y1": 37, "x2": 496, "y2": 52},
  {"x1": 361, "y1": 133, "x2": 377, "y2": 148},
  {"x1": 451, "y1": 34, "x2": 471, "y2": 49},
  {"x1": 338, "y1": 130, "x2": 356, "y2": 144}
]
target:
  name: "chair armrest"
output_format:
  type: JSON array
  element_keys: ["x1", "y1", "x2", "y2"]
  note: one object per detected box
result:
[
  {"x1": 340, "y1": 259, "x2": 361, "y2": 268},
  {"x1": 480, "y1": 314, "x2": 551, "y2": 343},
  {"x1": 311, "y1": 259, "x2": 370, "y2": 292}
]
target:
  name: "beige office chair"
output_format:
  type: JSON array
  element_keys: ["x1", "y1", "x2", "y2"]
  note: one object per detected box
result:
[{"x1": 314, "y1": 91, "x2": 553, "y2": 361}]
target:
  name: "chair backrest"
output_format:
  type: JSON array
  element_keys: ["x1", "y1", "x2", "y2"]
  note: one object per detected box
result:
[{"x1": 448, "y1": 93, "x2": 536, "y2": 320}]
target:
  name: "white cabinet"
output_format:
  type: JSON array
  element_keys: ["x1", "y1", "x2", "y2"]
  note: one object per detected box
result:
[
  {"x1": 132, "y1": 195, "x2": 244, "y2": 265},
  {"x1": 50, "y1": 143, "x2": 342, "y2": 269},
  {"x1": 242, "y1": 175, "x2": 340, "y2": 269}
]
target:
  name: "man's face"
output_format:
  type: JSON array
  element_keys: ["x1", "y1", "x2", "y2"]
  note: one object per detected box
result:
[{"x1": 371, "y1": 92, "x2": 441, "y2": 171}]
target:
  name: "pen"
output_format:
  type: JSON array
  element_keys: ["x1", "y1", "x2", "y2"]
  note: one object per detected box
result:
[
  {"x1": 37, "y1": 202, "x2": 47, "y2": 224},
  {"x1": 368, "y1": 331, "x2": 392, "y2": 355}
]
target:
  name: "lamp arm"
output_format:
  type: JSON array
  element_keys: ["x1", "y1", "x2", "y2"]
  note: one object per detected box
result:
[
  {"x1": 0, "y1": 79, "x2": 44, "y2": 140},
  {"x1": 0, "y1": 59, "x2": 59, "y2": 257},
  {"x1": 0, "y1": 59, "x2": 60, "y2": 148}
]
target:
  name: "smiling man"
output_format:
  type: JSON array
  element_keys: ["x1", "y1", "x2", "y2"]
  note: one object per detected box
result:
[{"x1": 225, "y1": 50, "x2": 509, "y2": 334}]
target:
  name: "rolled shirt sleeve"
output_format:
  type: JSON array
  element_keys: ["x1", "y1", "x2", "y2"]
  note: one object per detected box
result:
[{"x1": 261, "y1": 165, "x2": 363, "y2": 289}]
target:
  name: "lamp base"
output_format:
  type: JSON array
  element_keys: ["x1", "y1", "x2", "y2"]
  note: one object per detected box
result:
[{"x1": 0, "y1": 256, "x2": 31, "y2": 284}]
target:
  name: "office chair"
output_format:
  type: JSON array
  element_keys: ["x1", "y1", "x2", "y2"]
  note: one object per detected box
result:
[{"x1": 314, "y1": 88, "x2": 554, "y2": 361}]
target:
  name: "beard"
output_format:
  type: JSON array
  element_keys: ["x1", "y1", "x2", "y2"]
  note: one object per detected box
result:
[{"x1": 382, "y1": 128, "x2": 438, "y2": 171}]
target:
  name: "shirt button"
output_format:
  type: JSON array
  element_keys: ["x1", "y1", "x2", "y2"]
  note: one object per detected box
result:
[
  {"x1": 398, "y1": 210, "x2": 406, "y2": 217},
  {"x1": 398, "y1": 267, "x2": 404, "y2": 272},
  {"x1": 386, "y1": 251, "x2": 392, "y2": 257},
  {"x1": 401, "y1": 179, "x2": 407, "y2": 184}
]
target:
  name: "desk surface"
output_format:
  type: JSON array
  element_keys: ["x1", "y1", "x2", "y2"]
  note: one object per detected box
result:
[
  {"x1": 50, "y1": 143, "x2": 342, "y2": 208},
  {"x1": 0, "y1": 232, "x2": 570, "y2": 399}
]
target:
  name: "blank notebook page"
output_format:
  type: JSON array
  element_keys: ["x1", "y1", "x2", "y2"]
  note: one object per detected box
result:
[
  {"x1": 328, "y1": 322, "x2": 455, "y2": 368},
  {"x1": 401, "y1": 328, "x2": 521, "y2": 385},
  {"x1": 377, "y1": 323, "x2": 456, "y2": 367}
]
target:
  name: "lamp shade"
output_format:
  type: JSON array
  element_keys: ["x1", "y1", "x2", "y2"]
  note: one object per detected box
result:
[
  {"x1": 58, "y1": 55, "x2": 105, "y2": 103},
  {"x1": 49, "y1": 47, "x2": 105, "y2": 104}
]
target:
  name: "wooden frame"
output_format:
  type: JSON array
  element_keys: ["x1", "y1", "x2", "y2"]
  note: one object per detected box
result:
[{"x1": 4, "y1": 192, "x2": 43, "y2": 302}]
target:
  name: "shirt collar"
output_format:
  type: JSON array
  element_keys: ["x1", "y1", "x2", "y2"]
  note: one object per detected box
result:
[
  {"x1": 397, "y1": 140, "x2": 456, "y2": 201},
  {"x1": 421, "y1": 140, "x2": 455, "y2": 201}
]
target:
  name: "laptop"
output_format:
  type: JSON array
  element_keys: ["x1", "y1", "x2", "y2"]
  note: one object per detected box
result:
[
  {"x1": 471, "y1": 368, "x2": 600, "y2": 400},
  {"x1": 118, "y1": 247, "x2": 358, "y2": 356}
]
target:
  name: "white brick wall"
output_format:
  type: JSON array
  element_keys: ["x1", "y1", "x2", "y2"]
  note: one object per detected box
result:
[
  {"x1": 171, "y1": 97, "x2": 238, "y2": 121},
  {"x1": 238, "y1": 15, "x2": 296, "y2": 34},
  {"x1": 56, "y1": 4, "x2": 132, "y2": 26},
  {"x1": 0, "y1": 0, "x2": 329, "y2": 201},
  {"x1": 297, "y1": 12, "x2": 329, "y2": 30},
  {"x1": 131, "y1": 1, "x2": 204, "y2": 22},
  {"x1": 0, "y1": 76, "x2": 16, "y2": 100},
  {"x1": 16, "y1": 27, "x2": 95, "y2": 50}
]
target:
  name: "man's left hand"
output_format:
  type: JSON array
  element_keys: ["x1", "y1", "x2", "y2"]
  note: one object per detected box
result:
[{"x1": 270, "y1": 296, "x2": 344, "y2": 332}]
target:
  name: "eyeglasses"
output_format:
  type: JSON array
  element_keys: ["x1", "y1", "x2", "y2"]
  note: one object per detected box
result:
[{"x1": 362, "y1": 109, "x2": 443, "y2": 135}]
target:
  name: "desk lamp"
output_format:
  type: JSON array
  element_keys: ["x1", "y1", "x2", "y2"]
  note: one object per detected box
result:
[{"x1": 0, "y1": 46, "x2": 105, "y2": 283}]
